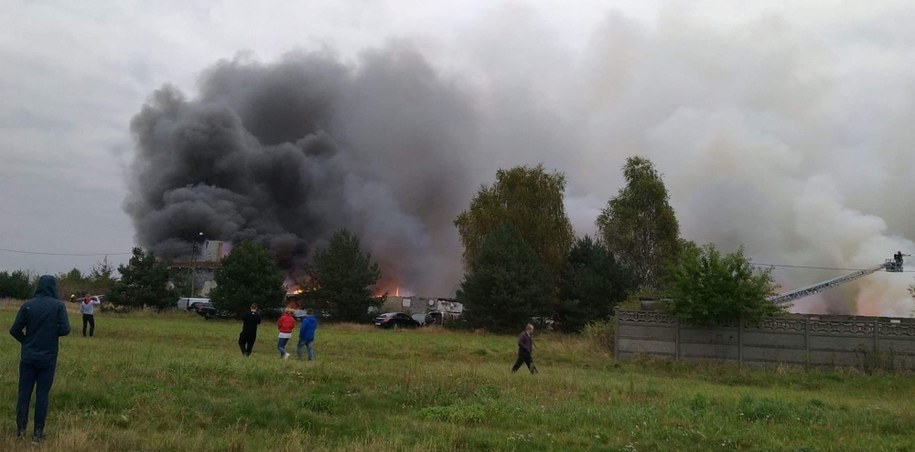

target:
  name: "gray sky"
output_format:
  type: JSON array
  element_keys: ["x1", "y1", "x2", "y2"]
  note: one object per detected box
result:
[{"x1": 2, "y1": 1, "x2": 915, "y2": 315}]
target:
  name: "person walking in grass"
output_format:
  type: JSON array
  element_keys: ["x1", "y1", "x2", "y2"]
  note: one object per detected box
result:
[
  {"x1": 80, "y1": 295, "x2": 101, "y2": 337},
  {"x1": 296, "y1": 309, "x2": 318, "y2": 361},
  {"x1": 511, "y1": 323, "x2": 538, "y2": 374},
  {"x1": 9, "y1": 275, "x2": 71, "y2": 443},
  {"x1": 238, "y1": 303, "x2": 261, "y2": 356},
  {"x1": 277, "y1": 308, "x2": 295, "y2": 359}
]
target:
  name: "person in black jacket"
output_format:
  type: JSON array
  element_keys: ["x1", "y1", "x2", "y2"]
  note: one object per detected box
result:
[
  {"x1": 238, "y1": 303, "x2": 261, "y2": 356},
  {"x1": 511, "y1": 323, "x2": 538, "y2": 374},
  {"x1": 9, "y1": 275, "x2": 71, "y2": 443}
]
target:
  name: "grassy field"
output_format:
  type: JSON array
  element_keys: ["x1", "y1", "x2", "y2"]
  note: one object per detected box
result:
[{"x1": 2, "y1": 301, "x2": 915, "y2": 451}]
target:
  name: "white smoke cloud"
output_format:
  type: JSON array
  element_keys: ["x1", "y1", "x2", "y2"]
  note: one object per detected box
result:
[{"x1": 118, "y1": 2, "x2": 915, "y2": 313}]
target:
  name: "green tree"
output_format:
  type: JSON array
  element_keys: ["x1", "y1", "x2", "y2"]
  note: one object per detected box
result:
[
  {"x1": 209, "y1": 240, "x2": 286, "y2": 317},
  {"x1": 57, "y1": 267, "x2": 88, "y2": 301},
  {"x1": 107, "y1": 247, "x2": 176, "y2": 310},
  {"x1": 306, "y1": 229, "x2": 382, "y2": 322},
  {"x1": 556, "y1": 236, "x2": 635, "y2": 332},
  {"x1": 663, "y1": 244, "x2": 782, "y2": 325},
  {"x1": 0, "y1": 270, "x2": 34, "y2": 299},
  {"x1": 455, "y1": 164, "x2": 574, "y2": 284},
  {"x1": 457, "y1": 224, "x2": 554, "y2": 333},
  {"x1": 597, "y1": 156, "x2": 681, "y2": 291}
]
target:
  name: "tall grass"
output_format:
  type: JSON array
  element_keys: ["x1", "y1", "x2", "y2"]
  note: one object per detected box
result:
[{"x1": 1, "y1": 302, "x2": 914, "y2": 450}]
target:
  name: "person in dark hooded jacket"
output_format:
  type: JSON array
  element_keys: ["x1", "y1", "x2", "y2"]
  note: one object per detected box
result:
[{"x1": 9, "y1": 275, "x2": 71, "y2": 443}]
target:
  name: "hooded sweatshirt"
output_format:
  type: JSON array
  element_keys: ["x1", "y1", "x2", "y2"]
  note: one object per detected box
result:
[
  {"x1": 299, "y1": 315, "x2": 318, "y2": 341},
  {"x1": 9, "y1": 275, "x2": 71, "y2": 362}
]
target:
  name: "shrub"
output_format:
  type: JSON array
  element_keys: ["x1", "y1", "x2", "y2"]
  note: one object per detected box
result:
[{"x1": 582, "y1": 318, "x2": 615, "y2": 353}]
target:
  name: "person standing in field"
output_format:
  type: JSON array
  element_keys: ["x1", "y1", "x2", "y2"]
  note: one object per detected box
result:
[
  {"x1": 511, "y1": 323, "x2": 538, "y2": 374},
  {"x1": 9, "y1": 275, "x2": 71, "y2": 443},
  {"x1": 238, "y1": 303, "x2": 261, "y2": 356},
  {"x1": 296, "y1": 309, "x2": 318, "y2": 361},
  {"x1": 277, "y1": 308, "x2": 295, "y2": 359},
  {"x1": 80, "y1": 295, "x2": 101, "y2": 337}
]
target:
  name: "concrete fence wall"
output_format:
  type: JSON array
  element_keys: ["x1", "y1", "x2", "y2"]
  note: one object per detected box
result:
[{"x1": 615, "y1": 310, "x2": 915, "y2": 370}]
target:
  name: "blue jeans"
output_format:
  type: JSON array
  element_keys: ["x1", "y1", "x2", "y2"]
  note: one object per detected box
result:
[
  {"x1": 277, "y1": 337, "x2": 290, "y2": 358},
  {"x1": 296, "y1": 338, "x2": 314, "y2": 360},
  {"x1": 17, "y1": 359, "x2": 57, "y2": 435}
]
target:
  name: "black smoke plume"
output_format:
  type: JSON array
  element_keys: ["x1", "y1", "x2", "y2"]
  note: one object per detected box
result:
[{"x1": 125, "y1": 47, "x2": 476, "y2": 294}]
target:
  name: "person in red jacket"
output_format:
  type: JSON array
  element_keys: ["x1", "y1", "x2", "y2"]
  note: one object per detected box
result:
[{"x1": 277, "y1": 308, "x2": 295, "y2": 359}]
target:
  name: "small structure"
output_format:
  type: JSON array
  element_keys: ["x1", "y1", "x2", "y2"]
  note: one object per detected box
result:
[{"x1": 381, "y1": 296, "x2": 463, "y2": 322}]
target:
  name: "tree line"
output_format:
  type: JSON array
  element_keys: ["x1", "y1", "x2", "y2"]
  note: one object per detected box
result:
[
  {"x1": 454, "y1": 156, "x2": 784, "y2": 332},
  {"x1": 4, "y1": 155, "x2": 786, "y2": 330}
]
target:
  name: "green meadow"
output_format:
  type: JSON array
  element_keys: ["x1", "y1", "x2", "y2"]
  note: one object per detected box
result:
[{"x1": 2, "y1": 301, "x2": 914, "y2": 451}]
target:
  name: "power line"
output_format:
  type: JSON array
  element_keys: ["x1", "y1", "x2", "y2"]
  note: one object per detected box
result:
[
  {"x1": 0, "y1": 245, "x2": 194, "y2": 257},
  {"x1": 0, "y1": 247, "x2": 132, "y2": 257}
]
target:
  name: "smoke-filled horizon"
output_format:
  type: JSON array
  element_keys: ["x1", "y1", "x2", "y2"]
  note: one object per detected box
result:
[{"x1": 125, "y1": 6, "x2": 915, "y2": 315}]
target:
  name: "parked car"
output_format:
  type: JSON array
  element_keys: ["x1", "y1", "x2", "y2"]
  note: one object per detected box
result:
[
  {"x1": 177, "y1": 297, "x2": 211, "y2": 310},
  {"x1": 374, "y1": 312, "x2": 420, "y2": 329},
  {"x1": 193, "y1": 302, "x2": 230, "y2": 320},
  {"x1": 411, "y1": 313, "x2": 435, "y2": 326}
]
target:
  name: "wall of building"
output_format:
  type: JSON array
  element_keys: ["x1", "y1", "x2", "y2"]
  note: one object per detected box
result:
[{"x1": 615, "y1": 310, "x2": 915, "y2": 370}]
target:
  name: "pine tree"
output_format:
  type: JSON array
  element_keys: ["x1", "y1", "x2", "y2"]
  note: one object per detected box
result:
[
  {"x1": 306, "y1": 229, "x2": 382, "y2": 322},
  {"x1": 107, "y1": 248, "x2": 176, "y2": 310},
  {"x1": 457, "y1": 224, "x2": 553, "y2": 333},
  {"x1": 210, "y1": 240, "x2": 286, "y2": 317},
  {"x1": 556, "y1": 236, "x2": 635, "y2": 332}
]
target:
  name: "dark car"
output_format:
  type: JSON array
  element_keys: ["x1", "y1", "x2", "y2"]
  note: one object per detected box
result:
[
  {"x1": 193, "y1": 302, "x2": 230, "y2": 320},
  {"x1": 374, "y1": 312, "x2": 420, "y2": 329}
]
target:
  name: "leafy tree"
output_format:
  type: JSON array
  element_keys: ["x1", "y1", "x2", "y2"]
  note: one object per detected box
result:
[
  {"x1": 57, "y1": 267, "x2": 88, "y2": 301},
  {"x1": 597, "y1": 156, "x2": 681, "y2": 290},
  {"x1": 107, "y1": 247, "x2": 176, "y2": 310},
  {"x1": 455, "y1": 164, "x2": 574, "y2": 284},
  {"x1": 306, "y1": 229, "x2": 382, "y2": 322},
  {"x1": 210, "y1": 240, "x2": 286, "y2": 317},
  {"x1": 0, "y1": 270, "x2": 34, "y2": 299},
  {"x1": 663, "y1": 244, "x2": 782, "y2": 325},
  {"x1": 457, "y1": 224, "x2": 554, "y2": 333},
  {"x1": 556, "y1": 236, "x2": 635, "y2": 332}
]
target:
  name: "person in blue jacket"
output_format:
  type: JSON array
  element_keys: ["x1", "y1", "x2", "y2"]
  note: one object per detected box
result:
[
  {"x1": 9, "y1": 275, "x2": 71, "y2": 443},
  {"x1": 296, "y1": 309, "x2": 318, "y2": 361}
]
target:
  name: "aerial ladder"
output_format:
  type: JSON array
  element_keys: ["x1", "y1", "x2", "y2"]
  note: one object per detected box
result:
[{"x1": 768, "y1": 252, "x2": 908, "y2": 305}]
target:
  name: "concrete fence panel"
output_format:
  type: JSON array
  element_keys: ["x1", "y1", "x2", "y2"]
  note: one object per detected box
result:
[{"x1": 615, "y1": 309, "x2": 915, "y2": 370}]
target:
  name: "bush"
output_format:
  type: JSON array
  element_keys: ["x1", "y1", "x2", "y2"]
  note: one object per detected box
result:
[{"x1": 582, "y1": 318, "x2": 615, "y2": 353}]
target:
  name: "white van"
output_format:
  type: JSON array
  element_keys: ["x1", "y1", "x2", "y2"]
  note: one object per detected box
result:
[{"x1": 177, "y1": 297, "x2": 211, "y2": 310}]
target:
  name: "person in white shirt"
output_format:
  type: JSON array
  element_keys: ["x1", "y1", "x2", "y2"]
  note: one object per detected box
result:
[{"x1": 80, "y1": 295, "x2": 101, "y2": 337}]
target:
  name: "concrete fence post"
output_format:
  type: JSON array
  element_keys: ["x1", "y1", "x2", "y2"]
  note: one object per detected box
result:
[
  {"x1": 675, "y1": 316, "x2": 681, "y2": 360},
  {"x1": 613, "y1": 308, "x2": 619, "y2": 360},
  {"x1": 804, "y1": 316, "x2": 810, "y2": 369},
  {"x1": 873, "y1": 318, "x2": 879, "y2": 356},
  {"x1": 738, "y1": 315, "x2": 743, "y2": 365}
]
